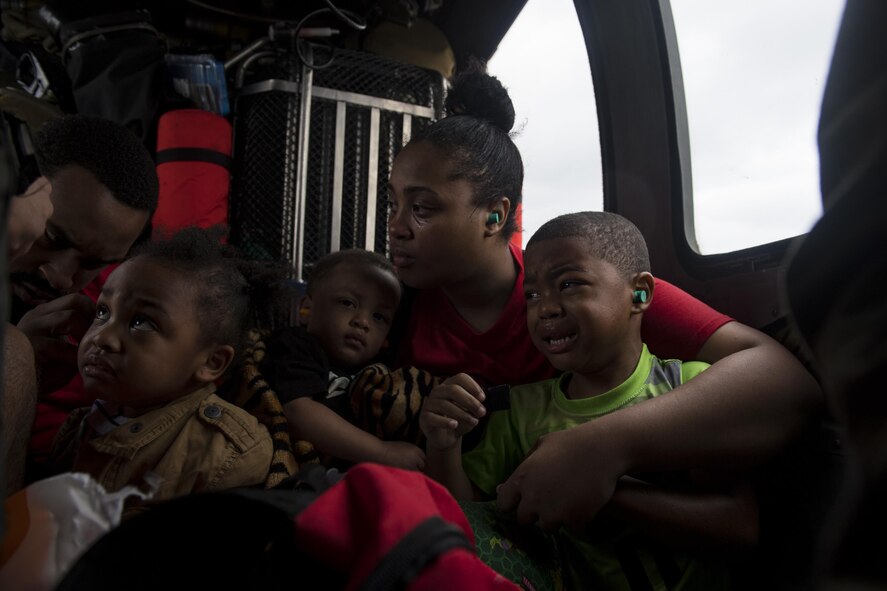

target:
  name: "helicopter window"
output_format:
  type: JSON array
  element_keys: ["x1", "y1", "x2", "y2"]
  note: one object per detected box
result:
[
  {"x1": 670, "y1": 0, "x2": 845, "y2": 254},
  {"x1": 488, "y1": 0, "x2": 602, "y2": 247}
]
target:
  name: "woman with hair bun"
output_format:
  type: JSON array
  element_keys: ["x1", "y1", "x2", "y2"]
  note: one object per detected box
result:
[
  {"x1": 387, "y1": 65, "x2": 538, "y2": 386},
  {"x1": 387, "y1": 65, "x2": 820, "y2": 529}
]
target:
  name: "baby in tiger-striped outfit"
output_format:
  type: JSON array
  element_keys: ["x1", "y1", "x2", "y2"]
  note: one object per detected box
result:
[{"x1": 262, "y1": 248, "x2": 432, "y2": 472}]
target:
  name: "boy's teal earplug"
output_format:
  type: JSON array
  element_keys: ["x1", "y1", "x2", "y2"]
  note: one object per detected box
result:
[
  {"x1": 632, "y1": 290, "x2": 647, "y2": 303},
  {"x1": 487, "y1": 212, "x2": 501, "y2": 224}
]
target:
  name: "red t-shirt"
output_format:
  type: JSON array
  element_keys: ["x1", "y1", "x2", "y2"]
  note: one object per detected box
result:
[{"x1": 397, "y1": 243, "x2": 732, "y2": 387}]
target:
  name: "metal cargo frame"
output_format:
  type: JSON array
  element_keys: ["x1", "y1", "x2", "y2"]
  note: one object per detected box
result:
[{"x1": 229, "y1": 46, "x2": 445, "y2": 280}]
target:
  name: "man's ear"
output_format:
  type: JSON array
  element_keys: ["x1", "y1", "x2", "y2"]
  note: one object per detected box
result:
[
  {"x1": 631, "y1": 272, "x2": 655, "y2": 313},
  {"x1": 195, "y1": 344, "x2": 236, "y2": 383},
  {"x1": 297, "y1": 294, "x2": 312, "y2": 326}
]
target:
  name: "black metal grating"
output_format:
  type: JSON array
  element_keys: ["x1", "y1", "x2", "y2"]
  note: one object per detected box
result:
[
  {"x1": 230, "y1": 44, "x2": 444, "y2": 277},
  {"x1": 230, "y1": 88, "x2": 301, "y2": 262},
  {"x1": 313, "y1": 47, "x2": 444, "y2": 111},
  {"x1": 303, "y1": 99, "x2": 336, "y2": 270},
  {"x1": 342, "y1": 107, "x2": 367, "y2": 251}
]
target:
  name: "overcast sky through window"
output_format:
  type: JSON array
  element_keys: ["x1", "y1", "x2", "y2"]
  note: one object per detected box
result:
[{"x1": 488, "y1": 0, "x2": 846, "y2": 254}]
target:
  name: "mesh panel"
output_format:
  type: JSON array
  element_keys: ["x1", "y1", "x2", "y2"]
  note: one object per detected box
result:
[
  {"x1": 344, "y1": 107, "x2": 368, "y2": 251},
  {"x1": 375, "y1": 111, "x2": 402, "y2": 253},
  {"x1": 313, "y1": 48, "x2": 443, "y2": 110},
  {"x1": 303, "y1": 99, "x2": 336, "y2": 272},
  {"x1": 230, "y1": 89, "x2": 300, "y2": 262},
  {"x1": 230, "y1": 45, "x2": 444, "y2": 278}
]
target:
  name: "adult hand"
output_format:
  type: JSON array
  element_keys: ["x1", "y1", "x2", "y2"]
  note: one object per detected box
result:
[
  {"x1": 17, "y1": 293, "x2": 95, "y2": 394},
  {"x1": 419, "y1": 373, "x2": 486, "y2": 451},
  {"x1": 379, "y1": 441, "x2": 426, "y2": 471},
  {"x1": 8, "y1": 176, "x2": 53, "y2": 262},
  {"x1": 496, "y1": 423, "x2": 626, "y2": 532}
]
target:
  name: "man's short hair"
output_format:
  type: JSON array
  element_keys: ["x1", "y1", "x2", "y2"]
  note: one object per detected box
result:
[
  {"x1": 33, "y1": 115, "x2": 158, "y2": 212},
  {"x1": 527, "y1": 211, "x2": 651, "y2": 278},
  {"x1": 307, "y1": 249, "x2": 397, "y2": 295}
]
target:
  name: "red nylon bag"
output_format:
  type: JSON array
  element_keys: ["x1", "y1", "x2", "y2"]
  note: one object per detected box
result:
[
  {"x1": 153, "y1": 108, "x2": 232, "y2": 234},
  {"x1": 295, "y1": 463, "x2": 518, "y2": 591}
]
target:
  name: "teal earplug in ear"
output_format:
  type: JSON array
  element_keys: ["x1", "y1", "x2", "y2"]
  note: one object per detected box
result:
[
  {"x1": 632, "y1": 290, "x2": 647, "y2": 303},
  {"x1": 487, "y1": 212, "x2": 501, "y2": 224}
]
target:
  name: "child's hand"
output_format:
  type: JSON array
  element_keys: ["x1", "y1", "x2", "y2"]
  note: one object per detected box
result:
[
  {"x1": 496, "y1": 425, "x2": 621, "y2": 532},
  {"x1": 379, "y1": 441, "x2": 426, "y2": 471},
  {"x1": 420, "y1": 373, "x2": 486, "y2": 451}
]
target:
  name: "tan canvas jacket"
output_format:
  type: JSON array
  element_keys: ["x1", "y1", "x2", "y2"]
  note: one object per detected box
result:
[{"x1": 56, "y1": 385, "x2": 272, "y2": 506}]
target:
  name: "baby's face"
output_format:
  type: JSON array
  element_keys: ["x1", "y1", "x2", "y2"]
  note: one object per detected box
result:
[
  {"x1": 523, "y1": 237, "x2": 636, "y2": 374},
  {"x1": 306, "y1": 262, "x2": 401, "y2": 370},
  {"x1": 78, "y1": 257, "x2": 214, "y2": 414}
]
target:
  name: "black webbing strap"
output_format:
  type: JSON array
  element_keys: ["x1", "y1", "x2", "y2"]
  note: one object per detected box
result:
[
  {"x1": 156, "y1": 147, "x2": 232, "y2": 169},
  {"x1": 359, "y1": 516, "x2": 474, "y2": 591}
]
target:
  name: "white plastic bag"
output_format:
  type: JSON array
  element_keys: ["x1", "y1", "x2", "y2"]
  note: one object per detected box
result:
[{"x1": 0, "y1": 472, "x2": 157, "y2": 591}]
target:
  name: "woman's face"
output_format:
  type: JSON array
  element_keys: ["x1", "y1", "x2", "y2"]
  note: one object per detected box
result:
[{"x1": 387, "y1": 141, "x2": 489, "y2": 289}]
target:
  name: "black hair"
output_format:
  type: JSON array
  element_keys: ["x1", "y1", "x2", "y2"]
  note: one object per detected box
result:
[
  {"x1": 132, "y1": 227, "x2": 290, "y2": 359},
  {"x1": 33, "y1": 115, "x2": 158, "y2": 212},
  {"x1": 306, "y1": 248, "x2": 398, "y2": 296},
  {"x1": 410, "y1": 62, "x2": 523, "y2": 239},
  {"x1": 527, "y1": 212, "x2": 651, "y2": 278}
]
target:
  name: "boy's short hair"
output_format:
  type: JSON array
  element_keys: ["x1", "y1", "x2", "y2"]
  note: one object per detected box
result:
[
  {"x1": 527, "y1": 211, "x2": 651, "y2": 278},
  {"x1": 306, "y1": 249, "x2": 398, "y2": 295},
  {"x1": 34, "y1": 115, "x2": 158, "y2": 212}
]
